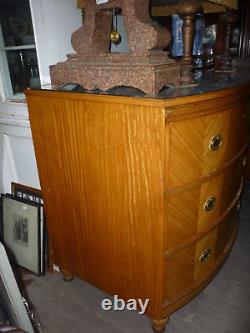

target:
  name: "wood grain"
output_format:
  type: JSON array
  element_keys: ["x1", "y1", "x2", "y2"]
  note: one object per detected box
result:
[
  {"x1": 162, "y1": 215, "x2": 239, "y2": 316},
  {"x1": 167, "y1": 105, "x2": 248, "y2": 189},
  {"x1": 164, "y1": 154, "x2": 244, "y2": 251},
  {"x1": 26, "y1": 93, "x2": 166, "y2": 317},
  {"x1": 164, "y1": 203, "x2": 239, "y2": 304}
]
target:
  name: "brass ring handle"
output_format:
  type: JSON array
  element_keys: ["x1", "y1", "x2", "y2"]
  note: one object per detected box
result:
[
  {"x1": 209, "y1": 135, "x2": 223, "y2": 151},
  {"x1": 204, "y1": 196, "x2": 216, "y2": 212},
  {"x1": 199, "y1": 248, "x2": 212, "y2": 262}
]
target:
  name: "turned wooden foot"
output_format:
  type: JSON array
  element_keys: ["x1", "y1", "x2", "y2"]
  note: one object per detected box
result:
[
  {"x1": 151, "y1": 317, "x2": 169, "y2": 333},
  {"x1": 60, "y1": 269, "x2": 74, "y2": 282}
]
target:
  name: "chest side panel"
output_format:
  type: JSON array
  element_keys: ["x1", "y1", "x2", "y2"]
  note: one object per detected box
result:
[{"x1": 26, "y1": 92, "x2": 166, "y2": 314}]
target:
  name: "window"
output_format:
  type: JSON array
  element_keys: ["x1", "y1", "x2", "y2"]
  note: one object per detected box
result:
[{"x1": 0, "y1": 0, "x2": 40, "y2": 100}]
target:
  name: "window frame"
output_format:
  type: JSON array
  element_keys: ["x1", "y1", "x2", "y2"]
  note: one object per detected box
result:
[{"x1": 0, "y1": 0, "x2": 39, "y2": 101}]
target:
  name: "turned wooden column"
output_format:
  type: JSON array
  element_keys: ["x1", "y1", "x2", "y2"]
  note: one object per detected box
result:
[
  {"x1": 222, "y1": 9, "x2": 238, "y2": 57},
  {"x1": 218, "y1": 8, "x2": 238, "y2": 70},
  {"x1": 177, "y1": 0, "x2": 202, "y2": 85}
]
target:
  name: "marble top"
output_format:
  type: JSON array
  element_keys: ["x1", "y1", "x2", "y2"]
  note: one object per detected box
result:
[{"x1": 37, "y1": 58, "x2": 250, "y2": 100}]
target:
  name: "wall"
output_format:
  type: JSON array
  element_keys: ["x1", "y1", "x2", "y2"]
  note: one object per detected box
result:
[
  {"x1": 0, "y1": 0, "x2": 82, "y2": 194},
  {"x1": 0, "y1": 104, "x2": 40, "y2": 192},
  {"x1": 30, "y1": 0, "x2": 82, "y2": 85}
]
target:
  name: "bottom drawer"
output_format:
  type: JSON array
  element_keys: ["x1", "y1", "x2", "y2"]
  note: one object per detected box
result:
[{"x1": 163, "y1": 205, "x2": 238, "y2": 304}]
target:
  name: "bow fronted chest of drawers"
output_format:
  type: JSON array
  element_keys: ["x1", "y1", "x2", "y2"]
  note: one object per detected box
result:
[{"x1": 26, "y1": 80, "x2": 250, "y2": 332}]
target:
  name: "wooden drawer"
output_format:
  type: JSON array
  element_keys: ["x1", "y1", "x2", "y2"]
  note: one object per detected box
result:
[
  {"x1": 165, "y1": 155, "x2": 244, "y2": 251},
  {"x1": 167, "y1": 105, "x2": 248, "y2": 189},
  {"x1": 163, "y1": 205, "x2": 238, "y2": 304}
]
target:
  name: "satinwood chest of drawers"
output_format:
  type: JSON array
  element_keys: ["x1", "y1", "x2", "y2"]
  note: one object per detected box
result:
[{"x1": 26, "y1": 79, "x2": 250, "y2": 332}]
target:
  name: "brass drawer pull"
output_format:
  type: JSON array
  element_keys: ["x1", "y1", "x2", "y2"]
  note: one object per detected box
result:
[
  {"x1": 209, "y1": 135, "x2": 223, "y2": 151},
  {"x1": 204, "y1": 196, "x2": 216, "y2": 212},
  {"x1": 199, "y1": 248, "x2": 212, "y2": 262}
]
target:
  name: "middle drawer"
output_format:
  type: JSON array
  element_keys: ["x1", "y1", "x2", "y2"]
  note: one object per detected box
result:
[{"x1": 164, "y1": 155, "x2": 244, "y2": 252}]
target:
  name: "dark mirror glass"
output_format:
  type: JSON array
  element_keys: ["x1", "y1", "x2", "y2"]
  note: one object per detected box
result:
[
  {"x1": 6, "y1": 49, "x2": 40, "y2": 94},
  {"x1": 0, "y1": 0, "x2": 35, "y2": 47}
]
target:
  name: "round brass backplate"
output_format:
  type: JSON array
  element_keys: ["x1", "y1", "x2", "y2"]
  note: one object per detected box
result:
[
  {"x1": 204, "y1": 196, "x2": 216, "y2": 212},
  {"x1": 209, "y1": 135, "x2": 223, "y2": 151}
]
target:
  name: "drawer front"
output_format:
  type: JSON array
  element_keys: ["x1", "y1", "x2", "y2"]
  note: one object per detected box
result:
[
  {"x1": 167, "y1": 105, "x2": 248, "y2": 189},
  {"x1": 163, "y1": 206, "x2": 238, "y2": 303},
  {"x1": 165, "y1": 156, "x2": 244, "y2": 251}
]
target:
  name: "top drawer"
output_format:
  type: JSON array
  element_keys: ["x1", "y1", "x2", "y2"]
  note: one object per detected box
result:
[{"x1": 166, "y1": 104, "x2": 248, "y2": 189}]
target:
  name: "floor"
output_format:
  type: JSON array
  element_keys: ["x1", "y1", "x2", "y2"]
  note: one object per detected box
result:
[{"x1": 19, "y1": 181, "x2": 250, "y2": 333}]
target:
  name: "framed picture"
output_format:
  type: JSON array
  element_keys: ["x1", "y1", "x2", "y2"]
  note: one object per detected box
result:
[
  {"x1": 0, "y1": 241, "x2": 34, "y2": 332},
  {"x1": 10, "y1": 183, "x2": 53, "y2": 272},
  {"x1": 1, "y1": 194, "x2": 45, "y2": 275},
  {"x1": 11, "y1": 182, "x2": 43, "y2": 205}
]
